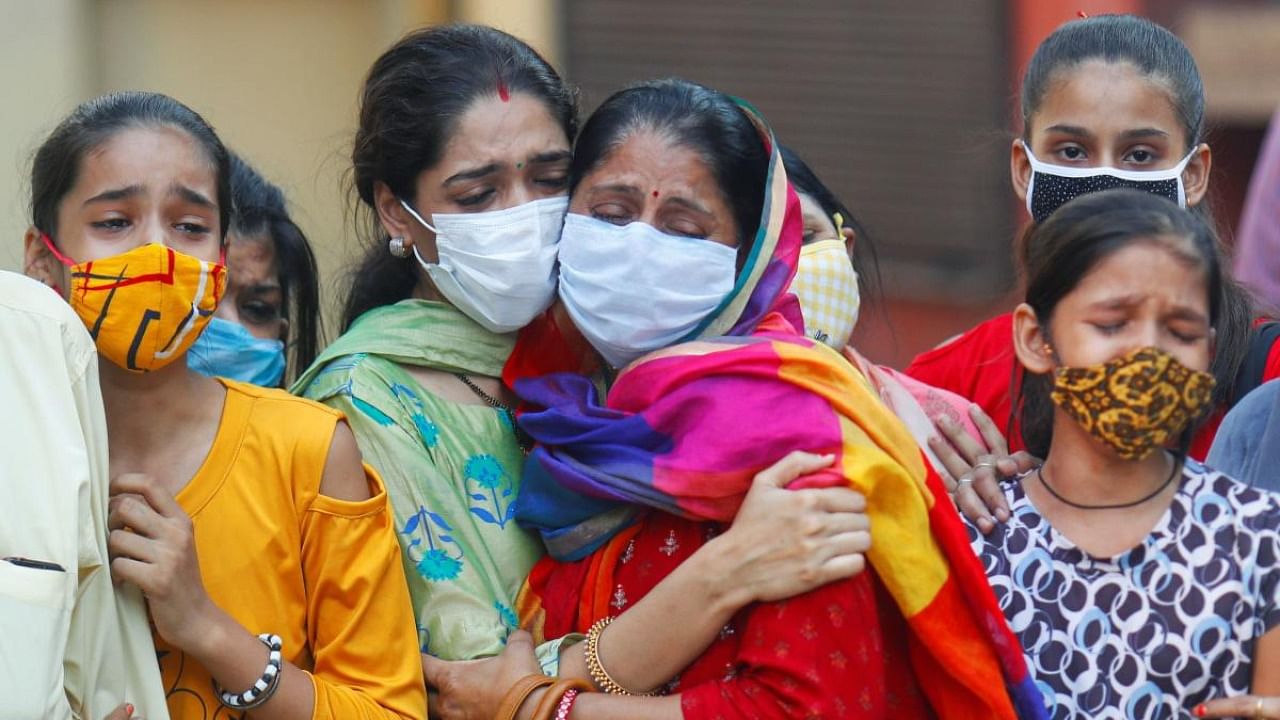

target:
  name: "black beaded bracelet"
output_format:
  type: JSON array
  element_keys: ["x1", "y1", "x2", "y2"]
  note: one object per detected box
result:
[{"x1": 214, "y1": 633, "x2": 284, "y2": 710}]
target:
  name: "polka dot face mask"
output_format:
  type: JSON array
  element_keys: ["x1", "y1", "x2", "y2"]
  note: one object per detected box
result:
[{"x1": 1023, "y1": 141, "x2": 1195, "y2": 224}]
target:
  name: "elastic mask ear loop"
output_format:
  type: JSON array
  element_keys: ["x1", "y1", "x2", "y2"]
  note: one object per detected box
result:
[
  {"x1": 1173, "y1": 148, "x2": 1196, "y2": 172},
  {"x1": 399, "y1": 199, "x2": 443, "y2": 271},
  {"x1": 38, "y1": 232, "x2": 75, "y2": 297},
  {"x1": 40, "y1": 232, "x2": 77, "y2": 267},
  {"x1": 1171, "y1": 148, "x2": 1197, "y2": 207},
  {"x1": 399, "y1": 199, "x2": 439, "y2": 234},
  {"x1": 831, "y1": 211, "x2": 853, "y2": 259},
  {"x1": 1020, "y1": 140, "x2": 1039, "y2": 217},
  {"x1": 1020, "y1": 139, "x2": 1044, "y2": 168}
]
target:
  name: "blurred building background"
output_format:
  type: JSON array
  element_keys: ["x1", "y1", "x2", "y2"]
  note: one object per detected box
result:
[{"x1": 1, "y1": 0, "x2": 1277, "y2": 367}]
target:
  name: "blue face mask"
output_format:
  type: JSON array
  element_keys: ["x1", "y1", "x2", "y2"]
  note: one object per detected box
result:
[{"x1": 187, "y1": 316, "x2": 287, "y2": 387}]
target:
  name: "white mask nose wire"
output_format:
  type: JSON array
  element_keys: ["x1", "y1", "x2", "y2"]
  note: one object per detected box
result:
[{"x1": 399, "y1": 199, "x2": 439, "y2": 234}]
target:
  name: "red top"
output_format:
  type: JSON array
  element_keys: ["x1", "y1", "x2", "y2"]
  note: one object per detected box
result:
[
  {"x1": 903, "y1": 313, "x2": 1280, "y2": 461},
  {"x1": 905, "y1": 314, "x2": 1025, "y2": 452},
  {"x1": 543, "y1": 511, "x2": 932, "y2": 719}
]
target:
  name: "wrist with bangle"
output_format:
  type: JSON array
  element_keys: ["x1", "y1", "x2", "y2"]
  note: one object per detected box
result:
[
  {"x1": 497, "y1": 675, "x2": 593, "y2": 720},
  {"x1": 585, "y1": 616, "x2": 656, "y2": 696},
  {"x1": 555, "y1": 688, "x2": 583, "y2": 719},
  {"x1": 212, "y1": 633, "x2": 284, "y2": 710},
  {"x1": 531, "y1": 678, "x2": 594, "y2": 719},
  {"x1": 498, "y1": 616, "x2": 652, "y2": 719},
  {"x1": 586, "y1": 609, "x2": 655, "y2": 696}
]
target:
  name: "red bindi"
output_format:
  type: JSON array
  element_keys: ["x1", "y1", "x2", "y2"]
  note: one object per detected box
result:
[{"x1": 652, "y1": 190, "x2": 660, "y2": 198}]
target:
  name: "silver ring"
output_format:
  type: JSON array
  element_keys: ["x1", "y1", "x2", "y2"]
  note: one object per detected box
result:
[
  {"x1": 957, "y1": 475, "x2": 974, "y2": 488},
  {"x1": 972, "y1": 460, "x2": 996, "y2": 472}
]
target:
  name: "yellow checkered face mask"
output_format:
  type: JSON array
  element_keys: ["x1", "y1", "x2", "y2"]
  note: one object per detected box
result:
[
  {"x1": 44, "y1": 236, "x2": 226, "y2": 373},
  {"x1": 793, "y1": 239, "x2": 859, "y2": 349}
]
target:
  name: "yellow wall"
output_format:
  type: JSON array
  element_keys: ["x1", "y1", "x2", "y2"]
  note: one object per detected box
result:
[
  {"x1": 0, "y1": 0, "x2": 557, "y2": 332},
  {"x1": 0, "y1": 0, "x2": 94, "y2": 274},
  {"x1": 454, "y1": 0, "x2": 562, "y2": 68}
]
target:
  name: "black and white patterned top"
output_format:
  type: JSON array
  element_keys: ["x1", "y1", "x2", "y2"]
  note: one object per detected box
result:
[{"x1": 968, "y1": 460, "x2": 1280, "y2": 719}]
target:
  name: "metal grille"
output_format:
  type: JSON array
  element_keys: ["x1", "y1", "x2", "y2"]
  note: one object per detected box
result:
[{"x1": 563, "y1": 0, "x2": 1014, "y2": 300}]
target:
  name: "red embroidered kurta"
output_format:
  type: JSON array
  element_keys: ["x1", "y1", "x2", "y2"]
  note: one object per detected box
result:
[{"x1": 542, "y1": 511, "x2": 933, "y2": 719}]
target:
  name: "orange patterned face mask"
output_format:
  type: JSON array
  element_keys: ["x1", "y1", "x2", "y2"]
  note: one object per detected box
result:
[
  {"x1": 1050, "y1": 345, "x2": 1216, "y2": 460},
  {"x1": 43, "y1": 236, "x2": 226, "y2": 373}
]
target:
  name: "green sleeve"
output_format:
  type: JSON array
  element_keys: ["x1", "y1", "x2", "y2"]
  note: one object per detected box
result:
[{"x1": 300, "y1": 358, "x2": 545, "y2": 662}]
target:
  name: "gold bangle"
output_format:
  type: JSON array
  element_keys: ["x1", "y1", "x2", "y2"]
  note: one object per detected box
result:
[{"x1": 584, "y1": 617, "x2": 654, "y2": 696}]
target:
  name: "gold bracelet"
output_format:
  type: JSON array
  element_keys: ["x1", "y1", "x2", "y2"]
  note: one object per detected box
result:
[{"x1": 584, "y1": 617, "x2": 654, "y2": 696}]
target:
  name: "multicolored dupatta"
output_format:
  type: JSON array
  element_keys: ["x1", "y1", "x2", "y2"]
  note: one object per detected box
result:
[{"x1": 511, "y1": 101, "x2": 1047, "y2": 719}]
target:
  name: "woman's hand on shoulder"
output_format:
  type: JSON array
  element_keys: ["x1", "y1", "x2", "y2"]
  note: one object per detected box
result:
[
  {"x1": 319, "y1": 420, "x2": 373, "y2": 501},
  {"x1": 706, "y1": 451, "x2": 871, "y2": 606},
  {"x1": 926, "y1": 403, "x2": 1039, "y2": 534}
]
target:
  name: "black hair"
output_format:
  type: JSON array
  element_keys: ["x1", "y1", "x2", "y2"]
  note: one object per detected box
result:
[
  {"x1": 1015, "y1": 189, "x2": 1223, "y2": 458},
  {"x1": 227, "y1": 152, "x2": 322, "y2": 384},
  {"x1": 1021, "y1": 14, "x2": 1204, "y2": 153},
  {"x1": 1018, "y1": 13, "x2": 1255, "y2": 409},
  {"x1": 342, "y1": 23, "x2": 578, "y2": 330},
  {"x1": 31, "y1": 91, "x2": 231, "y2": 242},
  {"x1": 778, "y1": 143, "x2": 881, "y2": 307},
  {"x1": 569, "y1": 78, "x2": 769, "y2": 255}
]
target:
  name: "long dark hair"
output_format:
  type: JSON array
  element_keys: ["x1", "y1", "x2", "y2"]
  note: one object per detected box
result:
[
  {"x1": 31, "y1": 91, "x2": 231, "y2": 240},
  {"x1": 1018, "y1": 13, "x2": 1254, "y2": 409},
  {"x1": 1016, "y1": 189, "x2": 1223, "y2": 457},
  {"x1": 778, "y1": 143, "x2": 881, "y2": 307},
  {"x1": 227, "y1": 153, "x2": 322, "y2": 383},
  {"x1": 569, "y1": 78, "x2": 769, "y2": 257},
  {"x1": 342, "y1": 24, "x2": 578, "y2": 330}
]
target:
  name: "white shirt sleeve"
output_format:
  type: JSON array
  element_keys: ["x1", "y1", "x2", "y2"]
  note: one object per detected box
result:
[{"x1": 0, "y1": 272, "x2": 169, "y2": 719}]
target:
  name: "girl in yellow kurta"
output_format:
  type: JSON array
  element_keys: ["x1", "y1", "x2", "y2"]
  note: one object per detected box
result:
[{"x1": 22, "y1": 92, "x2": 426, "y2": 719}]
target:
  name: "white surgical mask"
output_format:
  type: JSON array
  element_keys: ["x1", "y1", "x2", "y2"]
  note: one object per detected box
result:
[
  {"x1": 400, "y1": 196, "x2": 568, "y2": 333},
  {"x1": 1023, "y1": 141, "x2": 1195, "y2": 223},
  {"x1": 557, "y1": 213, "x2": 737, "y2": 368}
]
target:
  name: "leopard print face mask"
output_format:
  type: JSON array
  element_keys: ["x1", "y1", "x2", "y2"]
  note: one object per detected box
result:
[{"x1": 1050, "y1": 346, "x2": 1216, "y2": 460}]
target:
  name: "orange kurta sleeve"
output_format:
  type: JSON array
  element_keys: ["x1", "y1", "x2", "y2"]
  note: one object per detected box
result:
[{"x1": 301, "y1": 467, "x2": 428, "y2": 719}]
